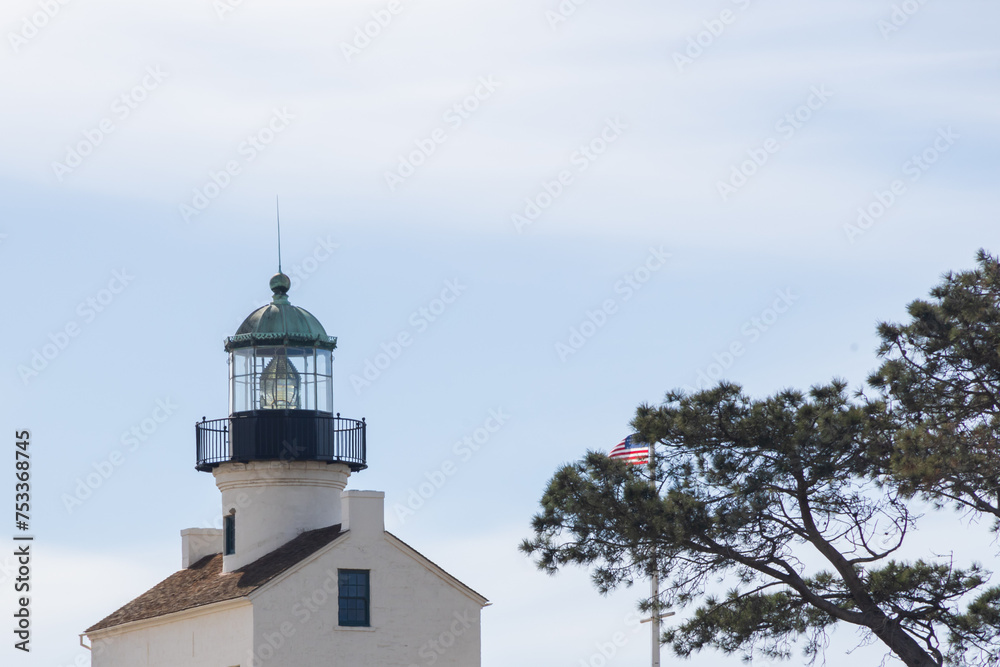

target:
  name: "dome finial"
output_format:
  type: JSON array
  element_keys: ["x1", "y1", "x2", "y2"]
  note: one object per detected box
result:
[{"x1": 270, "y1": 272, "x2": 291, "y2": 303}]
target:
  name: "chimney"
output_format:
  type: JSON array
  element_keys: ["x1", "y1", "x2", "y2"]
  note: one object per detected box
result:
[
  {"x1": 341, "y1": 490, "x2": 385, "y2": 538},
  {"x1": 181, "y1": 528, "x2": 223, "y2": 568}
]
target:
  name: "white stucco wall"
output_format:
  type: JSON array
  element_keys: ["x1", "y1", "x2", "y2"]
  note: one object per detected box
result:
[
  {"x1": 89, "y1": 602, "x2": 253, "y2": 667},
  {"x1": 249, "y1": 531, "x2": 483, "y2": 667}
]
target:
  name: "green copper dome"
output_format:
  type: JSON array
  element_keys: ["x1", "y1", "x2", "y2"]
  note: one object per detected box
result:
[{"x1": 224, "y1": 273, "x2": 337, "y2": 352}]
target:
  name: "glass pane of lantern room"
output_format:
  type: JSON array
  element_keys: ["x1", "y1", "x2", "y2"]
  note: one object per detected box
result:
[
  {"x1": 317, "y1": 350, "x2": 333, "y2": 413},
  {"x1": 317, "y1": 349, "x2": 331, "y2": 375},
  {"x1": 287, "y1": 348, "x2": 310, "y2": 410},
  {"x1": 230, "y1": 349, "x2": 255, "y2": 414},
  {"x1": 316, "y1": 375, "x2": 332, "y2": 413},
  {"x1": 297, "y1": 349, "x2": 316, "y2": 411}
]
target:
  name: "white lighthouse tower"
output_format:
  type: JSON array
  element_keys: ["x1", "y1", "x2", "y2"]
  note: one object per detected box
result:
[{"x1": 85, "y1": 270, "x2": 488, "y2": 667}]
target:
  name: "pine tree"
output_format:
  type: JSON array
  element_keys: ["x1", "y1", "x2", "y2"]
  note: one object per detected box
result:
[
  {"x1": 522, "y1": 382, "x2": 1000, "y2": 666},
  {"x1": 869, "y1": 249, "x2": 1000, "y2": 525}
]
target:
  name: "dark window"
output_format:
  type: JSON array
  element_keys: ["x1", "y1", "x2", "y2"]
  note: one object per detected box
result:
[
  {"x1": 224, "y1": 514, "x2": 235, "y2": 556},
  {"x1": 338, "y1": 569, "x2": 370, "y2": 627}
]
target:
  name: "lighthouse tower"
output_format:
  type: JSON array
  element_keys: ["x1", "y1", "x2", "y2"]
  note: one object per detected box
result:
[{"x1": 195, "y1": 271, "x2": 366, "y2": 572}]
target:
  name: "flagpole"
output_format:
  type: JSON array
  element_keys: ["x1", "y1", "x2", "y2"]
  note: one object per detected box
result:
[
  {"x1": 649, "y1": 439, "x2": 660, "y2": 667},
  {"x1": 651, "y1": 571, "x2": 660, "y2": 667}
]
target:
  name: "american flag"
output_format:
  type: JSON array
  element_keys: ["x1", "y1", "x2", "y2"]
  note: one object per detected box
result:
[{"x1": 609, "y1": 434, "x2": 650, "y2": 465}]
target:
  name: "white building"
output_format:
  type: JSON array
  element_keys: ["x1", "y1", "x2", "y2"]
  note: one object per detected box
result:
[{"x1": 84, "y1": 272, "x2": 488, "y2": 667}]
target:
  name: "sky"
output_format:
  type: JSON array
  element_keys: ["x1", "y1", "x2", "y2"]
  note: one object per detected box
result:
[{"x1": 1, "y1": 0, "x2": 999, "y2": 665}]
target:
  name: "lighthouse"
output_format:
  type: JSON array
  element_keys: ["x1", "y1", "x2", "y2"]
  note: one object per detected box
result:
[{"x1": 85, "y1": 270, "x2": 488, "y2": 667}]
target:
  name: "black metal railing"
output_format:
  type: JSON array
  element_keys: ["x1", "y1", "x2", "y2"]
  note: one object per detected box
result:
[{"x1": 196, "y1": 411, "x2": 366, "y2": 472}]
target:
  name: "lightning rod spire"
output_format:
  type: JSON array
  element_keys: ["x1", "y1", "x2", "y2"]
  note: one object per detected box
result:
[{"x1": 276, "y1": 196, "x2": 282, "y2": 274}]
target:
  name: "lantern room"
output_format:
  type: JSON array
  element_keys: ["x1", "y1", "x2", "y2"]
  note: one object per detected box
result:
[
  {"x1": 226, "y1": 273, "x2": 335, "y2": 415},
  {"x1": 195, "y1": 272, "x2": 366, "y2": 473}
]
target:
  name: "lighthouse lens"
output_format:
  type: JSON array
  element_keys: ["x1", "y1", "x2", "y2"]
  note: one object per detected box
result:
[{"x1": 260, "y1": 354, "x2": 301, "y2": 409}]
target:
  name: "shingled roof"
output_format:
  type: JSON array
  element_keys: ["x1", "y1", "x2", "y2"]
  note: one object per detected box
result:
[{"x1": 87, "y1": 524, "x2": 344, "y2": 633}]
